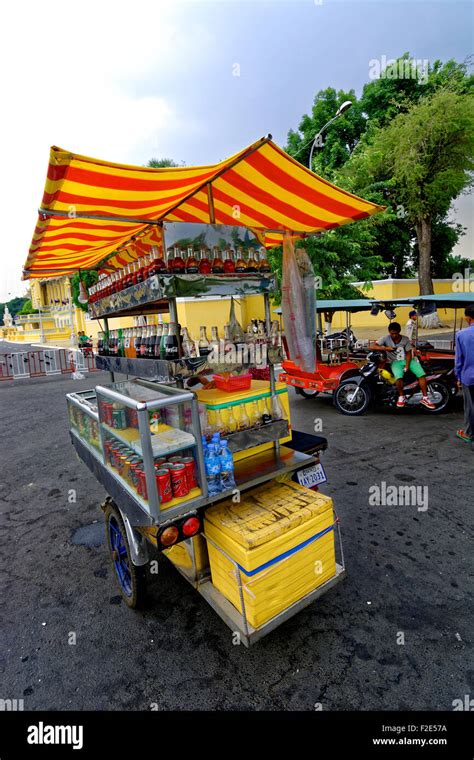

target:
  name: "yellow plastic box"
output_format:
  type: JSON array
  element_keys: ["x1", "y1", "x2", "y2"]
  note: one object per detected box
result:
[{"x1": 204, "y1": 480, "x2": 336, "y2": 628}]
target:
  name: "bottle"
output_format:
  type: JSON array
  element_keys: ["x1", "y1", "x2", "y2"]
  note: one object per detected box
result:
[
  {"x1": 270, "y1": 394, "x2": 287, "y2": 420},
  {"x1": 270, "y1": 320, "x2": 280, "y2": 347},
  {"x1": 134, "y1": 328, "x2": 142, "y2": 359},
  {"x1": 223, "y1": 248, "x2": 236, "y2": 274},
  {"x1": 147, "y1": 325, "x2": 156, "y2": 358},
  {"x1": 226, "y1": 407, "x2": 238, "y2": 433},
  {"x1": 185, "y1": 246, "x2": 199, "y2": 274},
  {"x1": 160, "y1": 323, "x2": 169, "y2": 359},
  {"x1": 223, "y1": 324, "x2": 234, "y2": 363},
  {"x1": 250, "y1": 400, "x2": 262, "y2": 428},
  {"x1": 173, "y1": 247, "x2": 186, "y2": 274},
  {"x1": 235, "y1": 247, "x2": 247, "y2": 273},
  {"x1": 219, "y1": 440, "x2": 236, "y2": 491},
  {"x1": 205, "y1": 444, "x2": 222, "y2": 496},
  {"x1": 209, "y1": 326, "x2": 220, "y2": 357},
  {"x1": 237, "y1": 404, "x2": 250, "y2": 431},
  {"x1": 211, "y1": 246, "x2": 225, "y2": 274},
  {"x1": 198, "y1": 247, "x2": 212, "y2": 275},
  {"x1": 182, "y1": 327, "x2": 196, "y2": 357},
  {"x1": 258, "y1": 246, "x2": 271, "y2": 273},
  {"x1": 166, "y1": 247, "x2": 175, "y2": 272},
  {"x1": 139, "y1": 327, "x2": 148, "y2": 358},
  {"x1": 246, "y1": 247, "x2": 258, "y2": 273},
  {"x1": 98, "y1": 332, "x2": 104, "y2": 356},
  {"x1": 198, "y1": 326, "x2": 210, "y2": 356},
  {"x1": 213, "y1": 409, "x2": 227, "y2": 435},
  {"x1": 154, "y1": 323, "x2": 163, "y2": 358},
  {"x1": 261, "y1": 397, "x2": 272, "y2": 425},
  {"x1": 163, "y1": 322, "x2": 180, "y2": 360},
  {"x1": 136, "y1": 257, "x2": 145, "y2": 283}
]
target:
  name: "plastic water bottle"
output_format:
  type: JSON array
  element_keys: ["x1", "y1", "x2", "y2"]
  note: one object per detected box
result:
[
  {"x1": 205, "y1": 444, "x2": 221, "y2": 496},
  {"x1": 211, "y1": 432, "x2": 221, "y2": 451},
  {"x1": 219, "y1": 439, "x2": 236, "y2": 491}
]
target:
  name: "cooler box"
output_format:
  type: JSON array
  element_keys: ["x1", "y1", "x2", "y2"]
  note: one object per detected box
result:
[
  {"x1": 196, "y1": 380, "x2": 291, "y2": 462},
  {"x1": 204, "y1": 480, "x2": 336, "y2": 628}
]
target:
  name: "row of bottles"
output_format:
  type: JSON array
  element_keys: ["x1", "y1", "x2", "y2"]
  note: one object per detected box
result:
[
  {"x1": 97, "y1": 321, "x2": 282, "y2": 361},
  {"x1": 203, "y1": 395, "x2": 286, "y2": 438},
  {"x1": 88, "y1": 246, "x2": 271, "y2": 302}
]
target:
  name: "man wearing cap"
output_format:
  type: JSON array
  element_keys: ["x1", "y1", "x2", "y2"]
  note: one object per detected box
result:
[
  {"x1": 373, "y1": 322, "x2": 436, "y2": 409},
  {"x1": 455, "y1": 304, "x2": 474, "y2": 448},
  {"x1": 405, "y1": 310, "x2": 418, "y2": 341}
]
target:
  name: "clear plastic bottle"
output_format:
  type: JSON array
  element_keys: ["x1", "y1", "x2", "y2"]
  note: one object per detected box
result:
[
  {"x1": 219, "y1": 440, "x2": 236, "y2": 490},
  {"x1": 205, "y1": 444, "x2": 222, "y2": 496}
]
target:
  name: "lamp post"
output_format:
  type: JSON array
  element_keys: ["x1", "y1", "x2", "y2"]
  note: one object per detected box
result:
[{"x1": 308, "y1": 100, "x2": 353, "y2": 170}]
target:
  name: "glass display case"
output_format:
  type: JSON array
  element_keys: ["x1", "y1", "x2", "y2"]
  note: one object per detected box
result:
[
  {"x1": 67, "y1": 390, "x2": 102, "y2": 457},
  {"x1": 94, "y1": 378, "x2": 207, "y2": 520}
]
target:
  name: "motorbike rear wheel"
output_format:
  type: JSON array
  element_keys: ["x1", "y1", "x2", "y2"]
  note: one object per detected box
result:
[{"x1": 333, "y1": 381, "x2": 372, "y2": 416}]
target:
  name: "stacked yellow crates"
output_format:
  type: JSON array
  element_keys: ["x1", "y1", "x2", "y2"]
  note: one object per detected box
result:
[{"x1": 204, "y1": 480, "x2": 337, "y2": 628}]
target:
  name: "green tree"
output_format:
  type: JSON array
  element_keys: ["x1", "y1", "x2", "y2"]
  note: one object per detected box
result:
[
  {"x1": 146, "y1": 158, "x2": 182, "y2": 168},
  {"x1": 349, "y1": 88, "x2": 474, "y2": 324},
  {"x1": 19, "y1": 299, "x2": 38, "y2": 315},
  {"x1": 0, "y1": 296, "x2": 29, "y2": 325}
]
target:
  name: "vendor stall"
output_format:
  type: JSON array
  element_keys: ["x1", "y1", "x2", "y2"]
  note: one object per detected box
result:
[{"x1": 24, "y1": 135, "x2": 383, "y2": 645}]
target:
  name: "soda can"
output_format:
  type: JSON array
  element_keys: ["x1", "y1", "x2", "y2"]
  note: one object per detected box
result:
[
  {"x1": 169, "y1": 463, "x2": 189, "y2": 498},
  {"x1": 181, "y1": 457, "x2": 198, "y2": 489},
  {"x1": 168, "y1": 455, "x2": 183, "y2": 463},
  {"x1": 136, "y1": 467, "x2": 148, "y2": 500},
  {"x1": 159, "y1": 462, "x2": 173, "y2": 470},
  {"x1": 126, "y1": 407, "x2": 138, "y2": 428},
  {"x1": 113, "y1": 408, "x2": 127, "y2": 429},
  {"x1": 103, "y1": 402, "x2": 114, "y2": 426},
  {"x1": 154, "y1": 457, "x2": 167, "y2": 468},
  {"x1": 155, "y1": 468, "x2": 173, "y2": 503}
]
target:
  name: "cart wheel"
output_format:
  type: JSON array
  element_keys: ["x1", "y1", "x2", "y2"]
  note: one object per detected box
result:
[
  {"x1": 104, "y1": 502, "x2": 147, "y2": 609},
  {"x1": 296, "y1": 388, "x2": 319, "y2": 399}
]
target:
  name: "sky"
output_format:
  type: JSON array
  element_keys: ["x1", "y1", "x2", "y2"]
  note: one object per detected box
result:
[{"x1": 0, "y1": 0, "x2": 472, "y2": 301}]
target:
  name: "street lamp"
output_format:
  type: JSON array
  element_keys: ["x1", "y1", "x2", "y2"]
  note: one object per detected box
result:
[{"x1": 308, "y1": 100, "x2": 353, "y2": 170}]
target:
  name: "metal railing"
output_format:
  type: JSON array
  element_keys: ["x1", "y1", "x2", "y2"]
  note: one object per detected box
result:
[{"x1": 0, "y1": 348, "x2": 99, "y2": 382}]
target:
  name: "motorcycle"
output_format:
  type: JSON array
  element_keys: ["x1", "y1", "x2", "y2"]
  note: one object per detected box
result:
[{"x1": 333, "y1": 351, "x2": 453, "y2": 416}]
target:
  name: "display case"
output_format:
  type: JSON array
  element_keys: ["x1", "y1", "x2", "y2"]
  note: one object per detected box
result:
[
  {"x1": 67, "y1": 390, "x2": 102, "y2": 459},
  {"x1": 94, "y1": 378, "x2": 208, "y2": 521}
]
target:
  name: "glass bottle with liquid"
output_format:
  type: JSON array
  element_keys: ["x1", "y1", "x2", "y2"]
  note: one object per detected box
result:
[
  {"x1": 198, "y1": 247, "x2": 212, "y2": 275},
  {"x1": 246, "y1": 247, "x2": 258, "y2": 273},
  {"x1": 235, "y1": 247, "x2": 247, "y2": 273},
  {"x1": 223, "y1": 248, "x2": 236, "y2": 273},
  {"x1": 226, "y1": 407, "x2": 238, "y2": 433},
  {"x1": 198, "y1": 326, "x2": 210, "y2": 356},
  {"x1": 270, "y1": 394, "x2": 286, "y2": 420},
  {"x1": 159, "y1": 323, "x2": 169, "y2": 358},
  {"x1": 185, "y1": 246, "x2": 199, "y2": 274},
  {"x1": 163, "y1": 322, "x2": 180, "y2": 360},
  {"x1": 258, "y1": 246, "x2": 271, "y2": 273},
  {"x1": 182, "y1": 327, "x2": 197, "y2": 357},
  {"x1": 237, "y1": 404, "x2": 250, "y2": 431},
  {"x1": 213, "y1": 408, "x2": 227, "y2": 435},
  {"x1": 211, "y1": 246, "x2": 225, "y2": 274},
  {"x1": 173, "y1": 248, "x2": 186, "y2": 274}
]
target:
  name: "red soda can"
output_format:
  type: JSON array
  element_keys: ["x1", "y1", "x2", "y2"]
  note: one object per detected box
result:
[
  {"x1": 168, "y1": 455, "x2": 183, "y2": 463},
  {"x1": 105, "y1": 402, "x2": 114, "y2": 426},
  {"x1": 181, "y1": 457, "x2": 198, "y2": 489},
  {"x1": 169, "y1": 463, "x2": 189, "y2": 498},
  {"x1": 137, "y1": 468, "x2": 148, "y2": 500},
  {"x1": 127, "y1": 407, "x2": 138, "y2": 428},
  {"x1": 155, "y1": 468, "x2": 173, "y2": 503},
  {"x1": 154, "y1": 457, "x2": 167, "y2": 468}
]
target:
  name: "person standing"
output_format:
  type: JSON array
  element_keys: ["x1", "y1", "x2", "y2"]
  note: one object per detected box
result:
[
  {"x1": 455, "y1": 304, "x2": 474, "y2": 448},
  {"x1": 405, "y1": 310, "x2": 418, "y2": 341}
]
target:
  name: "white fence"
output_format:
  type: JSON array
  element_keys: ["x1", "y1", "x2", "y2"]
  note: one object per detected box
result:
[{"x1": 0, "y1": 348, "x2": 98, "y2": 382}]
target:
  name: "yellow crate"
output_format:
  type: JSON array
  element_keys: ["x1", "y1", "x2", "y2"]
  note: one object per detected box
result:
[
  {"x1": 204, "y1": 481, "x2": 336, "y2": 628},
  {"x1": 196, "y1": 381, "x2": 292, "y2": 461}
]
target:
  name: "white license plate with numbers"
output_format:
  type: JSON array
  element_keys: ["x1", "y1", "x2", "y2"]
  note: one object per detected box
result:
[{"x1": 297, "y1": 462, "x2": 327, "y2": 488}]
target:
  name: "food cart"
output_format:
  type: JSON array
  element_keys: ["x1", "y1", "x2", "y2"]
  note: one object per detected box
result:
[{"x1": 23, "y1": 136, "x2": 383, "y2": 645}]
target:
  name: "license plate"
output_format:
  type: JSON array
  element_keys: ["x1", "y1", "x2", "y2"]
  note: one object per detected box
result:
[{"x1": 297, "y1": 462, "x2": 327, "y2": 488}]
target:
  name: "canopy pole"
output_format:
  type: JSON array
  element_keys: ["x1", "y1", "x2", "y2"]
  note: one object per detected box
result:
[
  {"x1": 452, "y1": 308, "x2": 457, "y2": 350},
  {"x1": 207, "y1": 185, "x2": 216, "y2": 224},
  {"x1": 264, "y1": 292, "x2": 280, "y2": 456}
]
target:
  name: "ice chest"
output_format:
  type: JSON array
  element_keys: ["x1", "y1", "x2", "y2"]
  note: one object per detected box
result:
[{"x1": 204, "y1": 480, "x2": 336, "y2": 628}]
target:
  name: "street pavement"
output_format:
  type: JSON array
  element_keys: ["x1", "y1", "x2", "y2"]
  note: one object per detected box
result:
[{"x1": 0, "y1": 371, "x2": 472, "y2": 711}]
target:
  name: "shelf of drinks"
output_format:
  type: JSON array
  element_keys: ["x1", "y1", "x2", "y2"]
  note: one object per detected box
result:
[
  {"x1": 70, "y1": 428, "x2": 103, "y2": 462},
  {"x1": 88, "y1": 273, "x2": 277, "y2": 320},
  {"x1": 95, "y1": 353, "x2": 272, "y2": 379},
  {"x1": 102, "y1": 422, "x2": 196, "y2": 458}
]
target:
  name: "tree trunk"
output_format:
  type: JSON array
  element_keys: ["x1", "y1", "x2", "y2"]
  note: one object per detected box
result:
[{"x1": 415, "y1": 216, "x2": 443, "y2": 328}]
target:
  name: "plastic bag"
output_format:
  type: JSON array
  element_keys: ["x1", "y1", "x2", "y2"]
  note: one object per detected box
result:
[{"x1": 281, "y1": 234, "x2": 316, "y2": 372}]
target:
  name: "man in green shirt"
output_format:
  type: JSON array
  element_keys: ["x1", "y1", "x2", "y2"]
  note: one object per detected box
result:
[{"x1": 373, "y1": 322, "x2": 435, "y2": 409}]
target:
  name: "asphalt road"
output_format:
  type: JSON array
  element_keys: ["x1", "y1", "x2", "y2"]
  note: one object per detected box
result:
[{"x1": 0, "y1": 371, "x2": 472, "y2": 711}]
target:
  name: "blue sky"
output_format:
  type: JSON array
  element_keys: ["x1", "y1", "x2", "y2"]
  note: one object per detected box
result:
[{"x1": 1, "y1": 0, "x2": 472, "y2": 299}]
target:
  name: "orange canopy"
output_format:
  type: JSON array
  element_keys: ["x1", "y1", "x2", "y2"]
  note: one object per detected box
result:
[{"x1": 23, "y1": 135, "x2": 384, "y2": 279}]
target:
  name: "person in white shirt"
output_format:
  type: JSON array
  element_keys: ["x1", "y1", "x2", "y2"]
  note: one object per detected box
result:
[{"x1": 405, "y1": 310, "x2": 418, "y2": 341}]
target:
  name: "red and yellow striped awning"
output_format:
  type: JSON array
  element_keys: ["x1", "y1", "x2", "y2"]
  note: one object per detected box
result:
[{"x1": 23, "y1": 135, "x2": 384, "y2": 279}]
